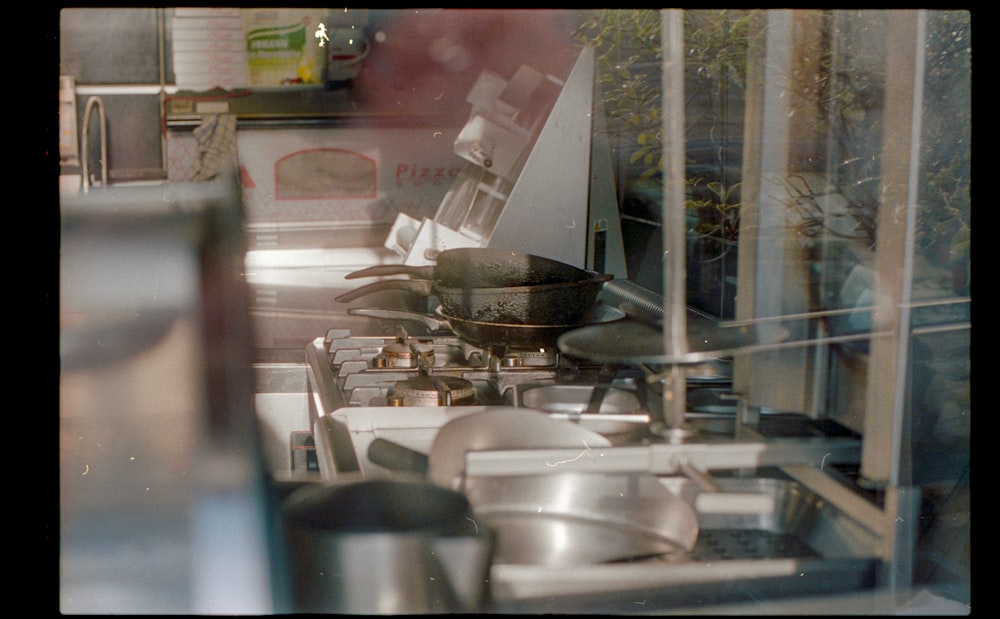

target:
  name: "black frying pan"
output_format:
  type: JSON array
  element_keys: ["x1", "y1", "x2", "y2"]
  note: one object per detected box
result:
[
  {"x1": 347, "y1": 304, "x2": 625, "y2": 349},
  {"x1": 344, "y1": 248, "x2": 596, "y2": 288},
  {"x1": 336, "y1": 248, "x2": 612, "y2": 326}
]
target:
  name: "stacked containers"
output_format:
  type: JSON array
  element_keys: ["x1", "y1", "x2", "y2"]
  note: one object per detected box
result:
[{"x1": 172, "y1": 8, "x2": 249, "y2": 91}]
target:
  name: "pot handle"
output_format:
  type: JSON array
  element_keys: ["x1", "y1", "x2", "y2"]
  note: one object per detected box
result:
[
  {"x1": 335, "y1": 278, "x2": 435, "y2": 303},
  {"x1": 680, "y1": 462, "x2": 776, "y2": 515},
  {"x1": 367, "y1": 438, "x2": 429, "y2": 475},
  {"x1": 344, "y1": 264, "x2": 436, "y2": 280}
]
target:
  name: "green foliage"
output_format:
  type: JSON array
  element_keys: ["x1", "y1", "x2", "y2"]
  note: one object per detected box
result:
[
  {"x1": 686, "y1": 179, "x2": 743, "y2": 243},
  {"x1": 573, "y1": 9, "x2": 969, "y2": 289},
  {"x1": 573, "y1": 9, "x2": 752, "y2": 239},
  {"x1": 574, "y1": 9, "x2": 664, "y2": 179},
  {"x1": 684, "y1": 10, "x2": 753, "y2": 90},
  {"x1": 915, "y1": 10, "x2": 971, "y2": 287}
]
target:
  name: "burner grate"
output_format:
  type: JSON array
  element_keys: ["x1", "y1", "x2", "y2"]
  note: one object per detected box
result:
[{"x1": 325, "y1": 330, "x2": 571, "y2": 408}]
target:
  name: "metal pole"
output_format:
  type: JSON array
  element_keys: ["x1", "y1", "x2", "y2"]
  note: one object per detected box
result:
[{"x1": 659, "y1": 9, "x2": 689, "y2": 436}]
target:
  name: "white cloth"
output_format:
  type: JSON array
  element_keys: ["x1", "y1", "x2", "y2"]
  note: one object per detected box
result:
[{"x1": 191, "y1": 114, "x2": 238, "y2": 181}]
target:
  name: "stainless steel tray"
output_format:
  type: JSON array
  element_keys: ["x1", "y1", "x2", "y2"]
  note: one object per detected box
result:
[{"x1": 312, "y1": 407, "x2": 880, "y2": 611}]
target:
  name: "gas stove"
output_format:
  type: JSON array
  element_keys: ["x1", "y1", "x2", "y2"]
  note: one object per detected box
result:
[
  {"x1": 292, "y1": 322, "x2": 663, "y2": 481},
  {"x1": 311, "y1": 324, "x2": 645, "y2": 412},
  {"x1": 283, "y1": 320, "x2": 882, "y2": 613},
  {"x1": 296, "y1": 320, "x2": 740, "y2": 478}
]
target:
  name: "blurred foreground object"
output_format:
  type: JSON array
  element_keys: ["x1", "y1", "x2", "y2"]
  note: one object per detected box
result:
[
  {"x1": 60, "y1": 169, "x2": 277, "y2": 613},
  {"x1": 354, "y1": 9, "x2": 580, "y2": 118}
]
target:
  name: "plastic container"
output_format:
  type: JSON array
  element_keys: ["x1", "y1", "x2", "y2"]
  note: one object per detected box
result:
[{"x1": 242, "y1": 9, "x2": 327, "y2": 86}]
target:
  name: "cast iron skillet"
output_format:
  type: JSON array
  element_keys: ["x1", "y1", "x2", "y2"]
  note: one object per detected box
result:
[
  {"x1": 344, "y1": 248, "x2": 597, "y2": 288},
  {"x1": 336, "y1": 248, "x2": 613, "y2": 326},
  {"x1": 347, "y1": 304, "x2": 626, "y2": 349}
]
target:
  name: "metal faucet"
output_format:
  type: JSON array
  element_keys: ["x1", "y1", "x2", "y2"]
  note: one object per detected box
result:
[{"x1": 80, "y1": 96, "x2": 108, "y2": 192}]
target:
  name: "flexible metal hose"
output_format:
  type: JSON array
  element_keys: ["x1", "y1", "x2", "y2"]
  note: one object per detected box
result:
[
  {"x1": 601, "y1": 280, "x2": 664, "y2": 322},
  {"x1": 601, "y1": 279, "x2": 719, "y2": 323}
]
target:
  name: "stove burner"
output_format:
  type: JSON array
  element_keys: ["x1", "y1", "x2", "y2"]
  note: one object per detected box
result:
[
  {"x1": 320, "y1": 328, "x2": 666, "y2": 409},
  {"x1": 372, "y1": 336, "x2": 435, "y2": 369},
  {"x1": 494, "y1": 348, "x2": 559, "y2": 369},
  {"x1": 389, "y1": 375, "x2": 477, "y2": 406}
]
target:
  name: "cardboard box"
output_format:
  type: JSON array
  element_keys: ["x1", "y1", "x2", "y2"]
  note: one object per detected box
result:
[{"x1": 172, "y1": 13, "x2": 248, "y2": 89}]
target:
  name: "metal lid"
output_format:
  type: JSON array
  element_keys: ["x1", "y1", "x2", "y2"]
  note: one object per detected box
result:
[{"x1": 557, "y1": 320, "x2": 790, "y2": 365}]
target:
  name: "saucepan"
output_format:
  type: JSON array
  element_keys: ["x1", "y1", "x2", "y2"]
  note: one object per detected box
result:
[
  {"x1": 281, "y1": 479, "x2": 493, "y2": 613},
  {"x1": 348, "y1": 304, "x2": 625, "y2": 349},
  {"x1": 336, "y1": 248, "x2": 612, "y2": 325},
  {"x1": 365, "y1": 407, "x2": 699, "y2": 566}
]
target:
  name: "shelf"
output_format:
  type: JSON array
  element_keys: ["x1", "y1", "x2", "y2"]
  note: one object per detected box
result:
[{"x1": 164, "y1": 85, "x2": 459, "y2": 129}]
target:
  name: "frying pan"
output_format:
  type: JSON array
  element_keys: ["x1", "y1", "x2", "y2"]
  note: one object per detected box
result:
[
  {"x1": 464, "y1": 471, "x2": 699, "y2": 565},
  {"x1": 336, "y1": 248, "x2": 613, "y2": 325},
  {"x1": 348, "y1": 304, "x2": 626, "y2": 349},
  {"x1": 364, "y1": 408, "x2": 698, "y2": 565},
  {"x1": 430, "y1": 409, "x2": 699, "y2": 565},
  {"x1": 344, "y1": 248, "x2": 598, "y2": 288}
]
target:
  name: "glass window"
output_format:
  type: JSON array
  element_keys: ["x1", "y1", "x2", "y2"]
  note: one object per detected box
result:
[{"x1": 60, "y1": 8, "x2": 163, "y2": 84}]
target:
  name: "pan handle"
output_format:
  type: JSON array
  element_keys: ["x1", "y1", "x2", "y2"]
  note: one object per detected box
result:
[
  {"x1": 335, "y1": 279, "x2": 435, "y2": 303},
  {"x1": 367, "y1": 438, "x2": 430, "y2": 475},
  {"x1": 344, "y1": 264, "x2": 436, "y2": 280},
  {"x1": 348, "y1": 307, "x2": 451, "y2": 333}
]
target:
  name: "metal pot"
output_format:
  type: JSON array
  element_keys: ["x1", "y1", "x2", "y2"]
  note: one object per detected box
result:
[
  {"x1": 281, "y1": 479, "x2": 494, "y2": 614},
  {"x1": 337, "y1": 248, "x2": 613, "y2": 325},
  {"x1": 348, "y1": 304, "x2": 626, "y2": 349}
]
